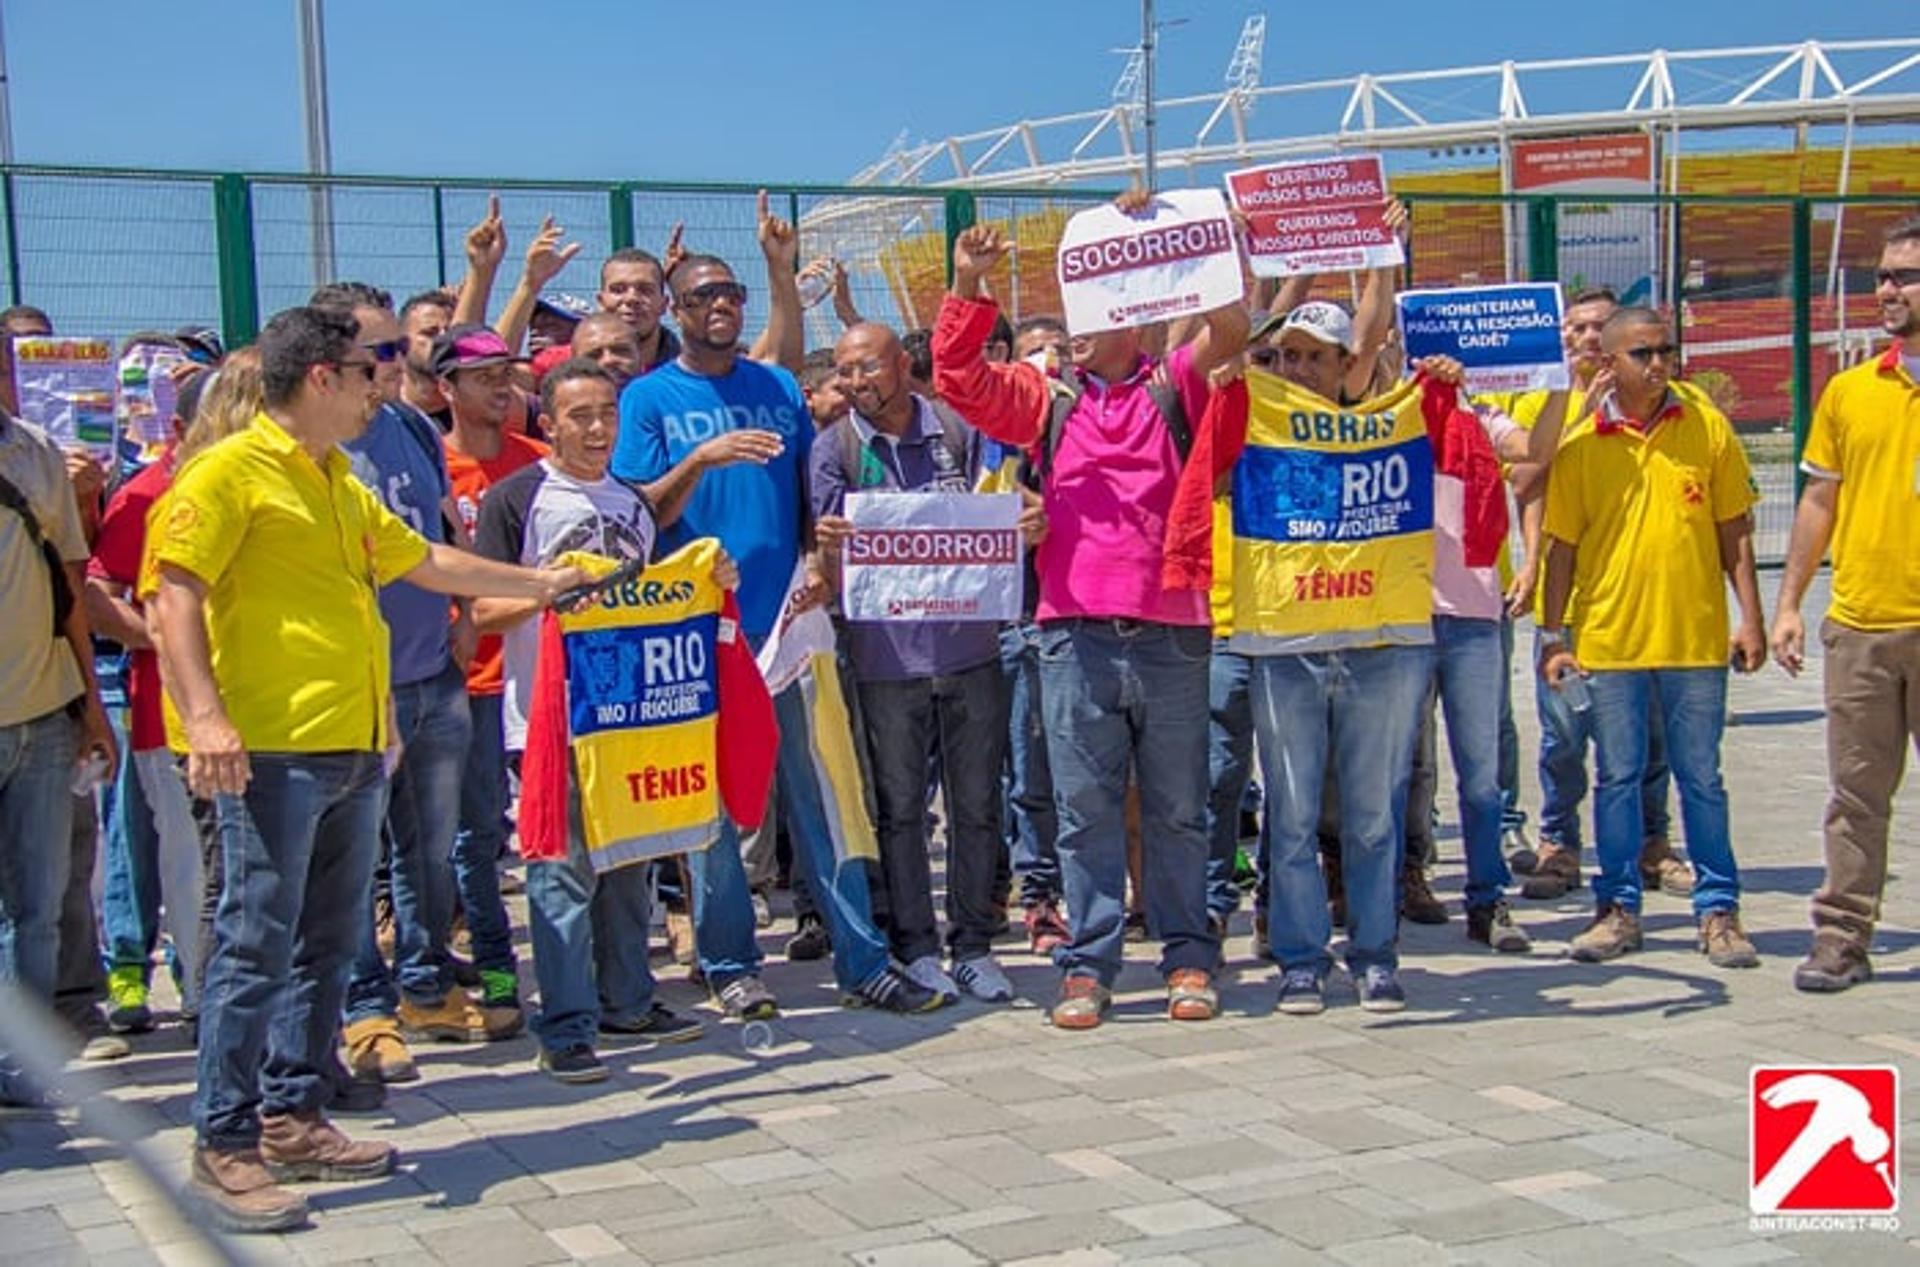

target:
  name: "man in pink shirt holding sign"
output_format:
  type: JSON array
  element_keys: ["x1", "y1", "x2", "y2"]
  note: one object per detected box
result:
[{"x1": 932, "y1": 190, "x2": 1248, "y2": 1030}]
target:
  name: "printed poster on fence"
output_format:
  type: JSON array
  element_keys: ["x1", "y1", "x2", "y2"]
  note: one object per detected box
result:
[
  {"x1": 13, "y1": 336, "x2": 117, "y2": 459},
  {"x1": 1225, "y1": 154, "x2": 1406, "y2": 278},
  {"x1": 1056, "y1": 188, "x2": 1244, "y2": 336},
  {"x1": 1397, "y1": 283, "x2": 1569, "y2": 394},
  {"x1": 841, "y1": 491, "x2": 1023, "y2": 624}
]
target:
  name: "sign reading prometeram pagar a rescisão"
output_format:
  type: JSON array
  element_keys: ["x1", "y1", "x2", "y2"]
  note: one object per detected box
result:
[{"x1": 1396, "y1": 283, "x2": 1569, "y2": 394}]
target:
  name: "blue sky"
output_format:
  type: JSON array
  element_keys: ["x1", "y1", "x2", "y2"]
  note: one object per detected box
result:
[{"x1": 8, "y1": 1, "x2": 1909, "y2": 183}]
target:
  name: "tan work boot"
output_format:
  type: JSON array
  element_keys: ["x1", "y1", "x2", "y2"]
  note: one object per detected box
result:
[
  {"x1": 191, "y1": 1145, "x2": 309, "y2": 1233},
  {"x1": 1569, "y1": 903, "x2": 1643, "y2": 962},
  {"x1": 343, "y1": 1015, "x2": 417, "y2": 1083},
  {"x1": 1521, "y1": 842, "x2": 1582, "y2": 900},
  {"x1": 258, "y1": 1110, "x2": 395, "y2": 1183},
  {"x1": 1640, "y1": 836, "x2": 1695, "y2": 897},
  {"x1": 1400, "y1": 863, "x2": 1449, "y2": 925},
  {"x1": 1698, "y1": 909, "x2": 1759, "y2": 969},
  {"x1": 398, "y1": 989, "x2": 492, "y2": 1042},
  {"x1": 666, "y1": 908, "x2": 696, "y2": 966}
]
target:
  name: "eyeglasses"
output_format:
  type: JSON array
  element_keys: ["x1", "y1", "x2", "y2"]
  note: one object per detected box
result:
[
  {"x1": 360, "y1": 338, "x2": 407, "y2": 363},
  {"x1": 1876, "y1": 267, "x2": 1920, "y2": 288},
  {"x1": 332, "y1": 359, "x2": 378, "y2": 381},
  {"x1": 677, "y1": 281, "x2": 748, "y2": 308},
  {"x1": 834, "y1": 358, "x2": 889, "y2": 380},
  {"x1": 1619, "y1": 344, "x2": 1679, "y2": 366}
]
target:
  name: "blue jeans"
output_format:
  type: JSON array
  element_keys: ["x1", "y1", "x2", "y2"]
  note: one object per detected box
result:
[
  {"x1": 101, "y1": 709, "x2": 163, "y2": 974},
  {"x1": 456, "y1": 690, "x2": 518, "y2": 973},
  {"x1": 194, "y1": 752, "x2": 385, "y2": 1149},
  {"x1": 0, "y1": 707, "x2": 78, "y2": 1096},
  {"x1": 346, "y1": 661, "x2": 482, "y2": 1020},
  {"x1": 999, "y1": 622, "x2": 1060, "y2": 906},
  {"x1": 1587, "y1": 669, "x2": 1741, "y2": 917},
  {"x1": 1433, "y1": 617, "x2": 1511, "y2": 909},
  {"x1": 1497, "y1": 616, "x2": 1526, "y2": 833},
  {"x1": 858, "y1": 660, "x2": 1009, "y2": 963},
  {"x1": 526, "y1": 780, "x2": 656, "y2": 1052},
  {"x1": 1533, "y1": 628, "x2": 1673, "y2": 850},
  {"x1": 1038, "y1": 620, "x2": 1217, "y2": 985},
  {"x1": 1253, "y1": 643, "x2": 1433, "y2": 976},
  {"x1": 1205, "y1": 644, "x2": 1254, "y2": 922}
]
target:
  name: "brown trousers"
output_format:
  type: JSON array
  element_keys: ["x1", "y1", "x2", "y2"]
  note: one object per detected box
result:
[{"x1": 1810, "y1": 620, "x2": 1920, "y2": 953}]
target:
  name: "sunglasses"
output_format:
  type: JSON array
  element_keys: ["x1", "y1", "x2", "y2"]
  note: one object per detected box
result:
[
  {"x1": 361, "y1": 338, "x2": 407, "y2": 363},
  {"x1": 332, "y1": 358, "x2": 378, "y2": 381},
  {"x1": 1249, "y1": 347, "x2": 1280, "y2": 369},
  {"x1": 677, "y1": 281, "x2": 748, "y2": 308},
  {"x1": 1876, "y1": 268, "x2": 1920, "y2": 288},
  {"x1": 1619, "y1": 344, "x2": 1679, "y2": 366}
]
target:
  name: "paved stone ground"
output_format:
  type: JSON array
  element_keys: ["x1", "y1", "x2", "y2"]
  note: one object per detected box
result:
[{"x1": 5, "y1": 573, "x2": 1917, "y2": 1267}]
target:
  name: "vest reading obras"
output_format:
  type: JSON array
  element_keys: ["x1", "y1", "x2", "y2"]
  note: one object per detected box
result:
[{"x1": 1225, "y1": 372, "x2": 1436, "y2": 655}]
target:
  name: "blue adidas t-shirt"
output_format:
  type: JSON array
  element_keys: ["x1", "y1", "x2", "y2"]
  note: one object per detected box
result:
[
  {"x1": 345, "y1": 401, "x2": 452, "y2": 686},
  {"x1": 611, "y1": 357, "x2": 811, "y2": 638}
]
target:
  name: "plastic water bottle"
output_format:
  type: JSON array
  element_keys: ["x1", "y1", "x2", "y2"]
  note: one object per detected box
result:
[
  {"x1": 796, "y1": 263, "x2": 834, "y2": 310},
  {"x1": 1560, "y1": 673, "x2": 1593, "y2": 714}
]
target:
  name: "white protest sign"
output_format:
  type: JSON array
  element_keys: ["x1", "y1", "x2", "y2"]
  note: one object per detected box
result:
[
  {"x1": 756, "y1": 559, "x2": 839, "y2": 695},
  {"x1": 1056, "y1": 188, "x2": 1244, "y2": 336},
  {"x1": 13, "y1": 336, "x2": 118, "y2": 459},
  {"x1": 841, "y1": 491, "x2": 1022, "y2": 624},
  {"x1": 1225, "y1": 154, "x2": 1405, "y2": 278}
]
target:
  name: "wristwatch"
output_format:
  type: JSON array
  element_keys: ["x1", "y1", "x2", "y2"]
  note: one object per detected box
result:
[{"x1": 1538, "y1": 628, "x2": 1568, "y2": 651}]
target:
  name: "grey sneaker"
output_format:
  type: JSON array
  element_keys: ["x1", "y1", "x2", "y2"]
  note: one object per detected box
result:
[
  {"x1": 716, "y1": 976, "x2": 779, "y2": 1021},
  {"x1": 952, "y1": 955, "x2": 1014, "y2": 1003},
  {"x1": 1467, "y1": 902, "x2": 1532, "y2": 954},
  {"x1": 1276, "y1": 968, "x2": 1326, "y2": 1016},
  {"x1": 1357, "y1": 965, "x2": 1406, "y2": 1013}
]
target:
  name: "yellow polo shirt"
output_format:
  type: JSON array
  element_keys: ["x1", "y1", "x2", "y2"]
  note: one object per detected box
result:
[
  {"x1": 1542, "y1": 391, "x2": 1757, "y2": 670},
  {"x1": 1507, "y1": 387, "x2": 1588, "y2": 626},
  {"x1": 1801, "y1": 347, "x2": 1920, "y2": 630},
  {"x1": 145, "y1": 413, "x2": 429, "y2": 753}
]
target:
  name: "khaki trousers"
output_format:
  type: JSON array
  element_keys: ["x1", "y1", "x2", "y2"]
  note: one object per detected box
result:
[{"x1": 1810, "y1": 619, "x2": 1920, "y2": 953}]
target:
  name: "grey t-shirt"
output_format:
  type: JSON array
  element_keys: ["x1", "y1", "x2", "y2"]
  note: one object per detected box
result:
[{"x1": 0, "y1": 412, "x2": 88, "y2": 727}]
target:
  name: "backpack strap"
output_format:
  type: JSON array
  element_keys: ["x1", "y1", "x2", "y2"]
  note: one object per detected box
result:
[
  {"x1": 0, "y1": 468, "x2": 76, "y2": 637},
  {"x1": 925, "y1": 399, "x2": 975, "y2": 482},
  {"x1": 1037, "y1": 363, "x2": 1191, "y2": 480}
]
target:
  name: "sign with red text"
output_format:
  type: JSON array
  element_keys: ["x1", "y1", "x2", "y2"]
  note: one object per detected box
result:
[
  {"x1": 842, "y1": 491, "x2": 1023, "y2": 623},
  {"x1": 1510, "y1": 134, "x2": 1658, "y2": 304},
  {"x1": 1225, "y1": 154, "x2": 1405, "y2": 278},
  {"x1": 1056, "y1": 188, "x2": 1244, "y2": 336},
  {"x1": 12, "y1": 336, "x2": 118, "y2": 459}
]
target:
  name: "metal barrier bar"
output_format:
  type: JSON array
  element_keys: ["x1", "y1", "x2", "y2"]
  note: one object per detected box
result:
[
  {"x1": 213, "y1": 173, "x2": 259, "y2": 349},
  {"x1": 1, "y1": 170, "x2": 19, "y2": 307},
  {"x1": 1790, "y1": 197, "x2": 1813, "y2": 499}
]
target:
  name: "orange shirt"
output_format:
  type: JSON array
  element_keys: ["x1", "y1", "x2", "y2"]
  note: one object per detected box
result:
[{"x1": 446, "y1": 431, "x2": 549, "y2": 696}]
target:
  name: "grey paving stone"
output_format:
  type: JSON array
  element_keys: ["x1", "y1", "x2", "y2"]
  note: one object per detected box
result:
[
  {"x1": 812, "y1": 1176, "x2": 962, "y2": 1229},
  {"x1": 1120, "y1": 1137, "x2": 1290, "y2": 1184},
  {"x1": 1233, "y1": 1192, "x2": 1403, "y2": 1249},
  {"x1": 1397, "y1": 1196, "x2": 1578, "y2": 1245},
  {"x1": 949, "y1": 1212, "x2": 1142, "y2": 1263}
]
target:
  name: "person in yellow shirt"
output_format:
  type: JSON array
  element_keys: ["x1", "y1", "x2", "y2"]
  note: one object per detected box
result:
[
  {"x1": 145, "y1": 305, "x2": 588, "y2": 1235},
  {"x1": 1770, "y1": 217, "x2": 1920, "y2": 993},
  {"x1": 1539, "y1": 306, "x2": 1767, "y2": 969}
]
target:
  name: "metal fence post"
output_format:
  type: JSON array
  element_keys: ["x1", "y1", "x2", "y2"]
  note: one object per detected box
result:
[
  {"x1": 1527, "y1": 196, "x2": 1558, "y2": 282},
  {"x1": 943, "y1": 190, "x2": 976, "y2": 288},
  {"x1": 609, "y1": 183, "x2": 634, "y2": 253},
  {"x1": 213, "y1": 174, "x2": 259, "y2": 349},
  {"x1": 1669, "y1": 195, "x2": 1685, "y2": 361},
  {"x1": 0, "y1": 170, "x2": 20, "y2": 307},
  {"x1": 1790, "y1": 196, "x2": 1813, "y2": 498},
  {"x1": 431, "y1": 184, "x2": 448, "y2": 287}
]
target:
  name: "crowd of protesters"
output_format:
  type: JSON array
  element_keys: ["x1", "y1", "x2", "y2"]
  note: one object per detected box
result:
[{"x1": 0, "y1": 189, "x2": 1914, "y2": 1233}]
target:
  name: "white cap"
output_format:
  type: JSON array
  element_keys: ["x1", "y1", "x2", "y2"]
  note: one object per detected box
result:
[{"x1": 1279, "y1": 301, "x2": 1355, "y2": 353}]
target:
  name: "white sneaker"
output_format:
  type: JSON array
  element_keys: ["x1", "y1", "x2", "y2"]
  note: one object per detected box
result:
[
  {"x1": 952, "y1": 954, "x2": 1013, "y2": 1003},
  {"x1": 902, "y1": 954, "x2": 959, "y2": 1003}
]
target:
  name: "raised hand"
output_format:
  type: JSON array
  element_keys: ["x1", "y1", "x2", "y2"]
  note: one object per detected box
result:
[
  {"x1": 524, "y1": 215, "x2": 583, "y2": 289},
  {"x1": 757, "y1": 189, "x2": 799, "y2": 270},
  {"x1": 951, "y1": 225, "x2": 1013, "y2": 291},
  {"x1": 662, "y1": 221, "x2": 687, "y2": 284},
  {"x1": 465, "y1": 194, "x2": 507, "y2": 273}
]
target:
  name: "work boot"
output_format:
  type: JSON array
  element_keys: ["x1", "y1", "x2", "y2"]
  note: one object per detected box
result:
[
  {"x1": 343, "y1": 1015, "x2": 417, "y2": 1083},
  {"x1": 258, "y1": 1110, "x2": 395, "y2": 1183},
  {"x1": 397, "y1": 989, "x2": 493, "y2": 1042},
  {"x1": 190, "y1": 1146, "x2": 309, "y2": 1234},
  {"x1": 1697, "y1": 909, "x2": 1759, "y2": 969},
  {"x1": 1793, "y1": 939, "x2": 1872, "y2": 993},
  {"x1": 1521, "y1": 841, "x2": 1581, "y2": 900},
  {"x1": 1640, "y1": 836, "x2": 1695, "y2": 897},
  {"x1": 1400, "y1": 864, "x2": 1449, "y2": 925},
  {"x1": 1569, "y1": 903, "x2": 1642, "y2": 962},
  {"x1": 476, "y1": 969, "x2": 525, "y2": 1040},
  {"x1": 665, "y1": 907, "x2": 696, "y2": 966}
]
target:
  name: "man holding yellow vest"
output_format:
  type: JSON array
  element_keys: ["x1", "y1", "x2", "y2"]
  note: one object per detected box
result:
[
  {"x1": 1771, "y1": 218, "x2": 1920, "y2": 993},
  {"x1": 1539, "y1": 306, "x2": 1767, "y2": 968}
]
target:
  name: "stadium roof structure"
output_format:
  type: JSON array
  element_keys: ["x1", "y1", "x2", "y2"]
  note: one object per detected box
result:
[{"x1": 842, "y1": 38, "x2": 1920, "y2": 190}]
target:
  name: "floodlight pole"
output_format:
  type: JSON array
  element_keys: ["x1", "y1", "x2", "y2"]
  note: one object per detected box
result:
[
  {"x1": 1141, "y1": 0, "x2": 1157, "y2": 191},
  {"x1": 0, "y1": 1, "x2": 14, "y2": 164},
  {"x1": 297, "y1": 0, "x2": 337, "y2": 286}
]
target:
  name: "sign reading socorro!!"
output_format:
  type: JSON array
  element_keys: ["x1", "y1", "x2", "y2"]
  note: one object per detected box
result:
[
  {"x1": 554, "y1": 543, "x2": 727, "y2": 872},
  {"x1": 841, "y1": 490, "x2": 1023, "y2": 624},
  {"x1": 1227, "y1": 375, "x2": 1436, "y2": 654},
  {"x1": 1397, "y1": 283, "x2": 1570, "y2": 393},
  {"x1": 1056, "y1": 188, "x2": 1245, "y2": 336}
]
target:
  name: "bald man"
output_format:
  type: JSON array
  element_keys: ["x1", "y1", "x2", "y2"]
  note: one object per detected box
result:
[{"x1": 810, "y1": 322, "x2": 1019, "y2": 1005}]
